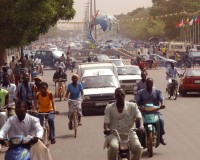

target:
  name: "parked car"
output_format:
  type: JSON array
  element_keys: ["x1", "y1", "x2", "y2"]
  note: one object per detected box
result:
[
  {"x1": 189, "y1": 51, "x2": 200, "y2": 66},
  {"x1": 81, "y1": 69, "x2": 120, "y2": 115},
  {"x1": 179, "y1": 68, "x2": 200, "y2": 96},
  {"x1": 117, "y1": 65, "x2": 141, "y2": 93},
  {"x1": 103, "y1": 58, "x2": 125, "y2": 67},
  {"x1": 131, "y1": 54, "x2": 177, "y2": 68},
  {"x1": 34, "y1": 49, "x2": 65, "y2": 68},
  {"x1": 82, "y1": 54, "x2": 110, "y2": 63}
]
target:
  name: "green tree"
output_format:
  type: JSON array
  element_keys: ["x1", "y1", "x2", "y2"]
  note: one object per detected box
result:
[{"x1": 0, "y1": 0, "x2": 75, "y2": 65}]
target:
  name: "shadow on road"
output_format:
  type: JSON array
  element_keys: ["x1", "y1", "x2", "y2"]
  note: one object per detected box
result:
[{"x1": 56, "y1": 134, "x2": 74, "y2": 139}]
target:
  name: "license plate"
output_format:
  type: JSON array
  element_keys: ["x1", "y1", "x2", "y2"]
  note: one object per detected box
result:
[
  {"x1": 95, "y1": 102, "x2": 108, "y2": 106},
  {"x1": 195, "y1": 80, "x2": 200, "y2": 83}
]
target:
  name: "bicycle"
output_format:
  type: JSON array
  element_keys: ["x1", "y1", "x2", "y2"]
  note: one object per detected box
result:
[
  {"x1": 67, "y1": 99, "x2": 82, "y2": 138},
  {"x1": 36, "y1": 112, "x2": 58, "y2": 146},
  {"x1": 54, "y1": 78, "x2": 67, "y2": 101}
]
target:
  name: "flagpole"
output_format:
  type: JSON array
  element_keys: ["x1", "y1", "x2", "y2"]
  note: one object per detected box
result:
[{"x1": 198, "y1": 17, "x2": 200, "y2": 44}]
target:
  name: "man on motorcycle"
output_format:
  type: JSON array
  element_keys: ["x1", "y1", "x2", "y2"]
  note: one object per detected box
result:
[
  {"x1": 166, "y1": 62, "x2": 179, "y2": 92},
  {"x1": 0, "y1": 100, "x2": 43, "y2": 141},
  {"x1": 104, "y1": 87, "x2": 143, "y2": 160},
  {"x1": 53, "y1": 66, "x2": 67, "y2": 98},
  {"x1": 54, "y1": 59, "x2": 65, "y2": 70},
  {"x1": 135, "y1": 78, "x2": 166, "y2": 145}
]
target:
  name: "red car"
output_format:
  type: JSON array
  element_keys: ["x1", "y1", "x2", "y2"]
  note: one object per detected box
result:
[{"x1": 179, "y1": 68, "x2": 200, "y2": 96}]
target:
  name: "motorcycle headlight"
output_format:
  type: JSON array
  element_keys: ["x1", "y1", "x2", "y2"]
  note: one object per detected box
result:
[
  {"x1": 84, "y1": 95, "x2": 90, "y2": 100},
  {"x1": 11, "y1": 137, "x2": 23, "y2": 145}
]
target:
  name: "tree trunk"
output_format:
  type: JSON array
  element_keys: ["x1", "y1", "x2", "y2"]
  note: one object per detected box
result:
[{"x1": 0, "y1": 47, "x2": 7, "y2": 67}]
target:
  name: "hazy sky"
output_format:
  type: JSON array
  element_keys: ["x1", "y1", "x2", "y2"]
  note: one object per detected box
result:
[{"x1": 73, "y1": 0, "x2": 152, "y2": 21}]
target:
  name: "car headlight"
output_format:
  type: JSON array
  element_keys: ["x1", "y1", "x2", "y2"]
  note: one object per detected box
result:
[{"x1": 84, "y1": 95, "x2": 90, "y2": 100}]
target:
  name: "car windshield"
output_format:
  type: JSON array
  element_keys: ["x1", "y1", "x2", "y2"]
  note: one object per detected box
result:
[
  {"x1": 52, "y1": 50, "x2": 64, "y2": 58},
  {"x1": 117, "y1": 67, "x2": 141, "y2": 75},
  {"x1": 97, "y1": 55, "x2": 110, "y2": 61},
  {"x1": 190, "y1": 52, "x2": 200, "y2": 57},
  {"x1": 107, "y1": 60, "x2": 124, "y2": 66},
  {"x1": 82, "y1": 75, "x2": 118, "y2": 89},
  {"x1": 185, "y1": 69, "x2": 200, "y2": 76}
]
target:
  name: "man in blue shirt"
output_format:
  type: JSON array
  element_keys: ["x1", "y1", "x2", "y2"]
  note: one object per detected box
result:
[{"x1": 135, "y1": 78, "x2": 167, "y2": 145}]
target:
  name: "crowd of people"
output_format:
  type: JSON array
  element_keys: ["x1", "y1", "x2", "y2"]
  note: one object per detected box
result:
[{"x1": 0, "y1": 50, "x2": 174, "y2": 160}]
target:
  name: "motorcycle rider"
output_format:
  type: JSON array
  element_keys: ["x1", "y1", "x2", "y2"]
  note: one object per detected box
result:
[
  {"x1": 0, "y1": 100, "x2": 43, "y2": 141},
  {"x1": 104, "y1": 87, "x2": 143, "y2": 160},
  {"x1": 53, "y1": 66, "x2": 67, "y2": 98},
  {"x1": 133, "y1": 70, "x2": 148, "y2": 95},
  {"x1": 135, "y1": 78, "x2": 166, "y2": 145},
  {"x1": 54, "y1": 59, "x2": 65, "y2": 70},
  {"x1": 166, "y1": 62, "x2": 179, "y2": 92}
]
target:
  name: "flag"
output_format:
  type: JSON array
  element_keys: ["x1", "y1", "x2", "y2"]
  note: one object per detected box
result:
[
  {"x1": 175, "y1": 19, "x2": 182, "y2": 28},
  {"x1": 196, "y1": 15, "x2": 200, "y2": 23},
  {"x1": 184, "y1": 18, "x2": 189, "y2": 25},
  {"x1": 194, "y1": 16, "x2": 198, "y2": 23},
  {"x1": 189, "y1": 18, "x2": 194, "y2": 26},
  {"x1": 179, "y1": 19, "x2": 185, "y2": 27}
]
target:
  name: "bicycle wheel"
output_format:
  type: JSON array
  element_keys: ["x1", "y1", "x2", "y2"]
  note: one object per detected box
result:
[
  {"x1": 59, "y1": 88, "x2": 62, "y2": 101},
  {"x1": 43, "y1": 124, "x2": 50, "y2": 147},
  {"x1": 73, "y1": 111, "x2": 77, "y2": 138}
]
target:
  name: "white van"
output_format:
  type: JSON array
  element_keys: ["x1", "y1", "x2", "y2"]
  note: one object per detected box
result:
[
  {"x1": 168, "y1": 41, "x2": 191, "y2": 53},
  {"x1": 81, "y1": 69, "x2": 120, "y2": 115},
  {"x1": 77, "y1": 62, "x2": 118, "y2": 80}
]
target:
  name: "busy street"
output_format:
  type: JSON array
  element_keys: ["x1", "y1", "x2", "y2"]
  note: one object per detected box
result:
[{"x1": 0, "y1": 66, "x2": 200, "y2": 160}]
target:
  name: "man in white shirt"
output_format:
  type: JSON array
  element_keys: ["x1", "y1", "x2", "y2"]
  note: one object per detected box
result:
[
  {"x1": 104, "y1": 88, "x2": 143, "y2": 160},
  {"x1": 0, "y1": 100, "x2": 43, "y2": 140}
]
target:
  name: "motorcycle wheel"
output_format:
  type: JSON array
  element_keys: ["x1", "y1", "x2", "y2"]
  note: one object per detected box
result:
[
  {"x1": 148, "y1": 132, "x2": 153, "y2": 157},
  {"x1": 173, "y1": 88, "x2": 178, "y2": 100}
]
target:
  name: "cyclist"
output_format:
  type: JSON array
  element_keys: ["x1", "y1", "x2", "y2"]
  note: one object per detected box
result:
[
  {"x1": 54, "y1": 59, "x2": 65, "y2": 70},
  {"x1": 65, "y1": 74, "x2": 83, "y2": 129},
  {"x1": 135, "y1": 78, "x2": 167, "y2": 145},
  {"x1": 16, "y1": 73, "x2": 37, "y2": 110},
  {"x1": 34, "y1": 82, "x2": 57, "y2": 144},
  {"x1": 2, "y1": 73, "x2": 16, "y2": 117},
  {"x1": 53, "y1": 66, "x2": 67, "y2": 98},
  {"x1": 34, "y1": 76, "x2": 42, "y2": 92},
  {"x1": 104, "y1": 88, "x2": 143, "y2": 160},
  {"x1": 0, "y1": 83, "x2": 9, "y2": 128}
]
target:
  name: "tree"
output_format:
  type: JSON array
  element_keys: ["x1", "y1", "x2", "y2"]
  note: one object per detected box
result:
[{"x1": 0, "y1": 0, "x2": 75, "y2": 65}]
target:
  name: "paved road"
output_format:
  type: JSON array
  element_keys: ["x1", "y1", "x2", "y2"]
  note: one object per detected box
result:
[{"x1": 1, "y1": 67, "x2": 200, "y2": 160}]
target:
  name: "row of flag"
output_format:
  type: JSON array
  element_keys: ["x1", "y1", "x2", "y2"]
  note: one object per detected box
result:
[{"x1": 175, "y1": 15, "x2": 200, "y2": 28}]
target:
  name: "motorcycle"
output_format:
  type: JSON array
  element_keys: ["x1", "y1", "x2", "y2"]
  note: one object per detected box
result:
[
  {"x1": 104, "y1": 128, "x2": 137, "y2": 160},
  {"x1": 167, "y1": 78, "x2": 178, "y2": 100},
  {"x1": 0, "y1": 135, "x2": 33, "y2": 160},
  {"x1": 138, "y1": 104, "x2": 164, "y2": 157}
]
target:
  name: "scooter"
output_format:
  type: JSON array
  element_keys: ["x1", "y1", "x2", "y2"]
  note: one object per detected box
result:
[
  {"x1": 0, "y1": 135, "x2": 33, "y2": 160},
  {"x1": 167, "y1": 78, "x2": 178, "y2": 100},
  {"x1": 104, "y1": 128, "x2": 137, "y2": 160},
  {"x1": 138, "y1": 104, "x2": 164, "y2": 157},
  {"x1": 54, "y1": 78, "x2": 67, "y2": 101}
]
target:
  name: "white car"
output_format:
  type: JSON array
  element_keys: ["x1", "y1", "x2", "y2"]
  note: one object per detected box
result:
[
  {"x1": 117, "y1": 65, "x2": 141, "y2": 93},
  {"x1": 81, "y1": 69, "x2": 120, "y2": 115}
]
